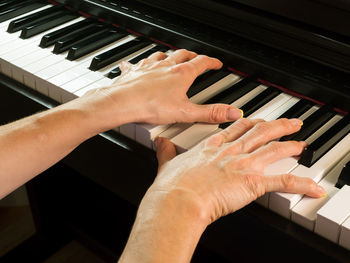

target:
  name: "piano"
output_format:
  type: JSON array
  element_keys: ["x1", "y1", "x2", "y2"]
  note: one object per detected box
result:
[{"x1": 0, "y1": 0, "x2": 350, "y2": 262}]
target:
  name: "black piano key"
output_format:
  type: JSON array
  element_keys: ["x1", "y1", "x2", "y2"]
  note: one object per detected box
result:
[
  {"x1": 66, "y1": 29, "x2": 127, "y2": 61},
  {"x1": 7, "y1": 4, "x2": 64, "y2": 33},
  {"x1": 186, "y1": 70, "x2": 230, "y2": 98},
  {"x1": 53, "y1": 23, "x2": 109, "y2": 54},
  {"x1": 219, "y1": 86, "x2": 281, "y2": 130},
  {"x1": 89, "y1": 38, "x2": 152, "y2": 71},
  {"x1": 0, "y1": 0, "x2": 44, "y2": 23},
  {"x1": 336, "y1": 161, "x2": 350, "y2": 189},
  {"x1": 107, "y1": 45, "x2": 168, "y2": 79},
  {"x1": 281, "y1": 105, "x2": 335, "y2": 142},
  {"x1": 0, "y1": 0, "x2": 21, "y2": 8},
  {"x1": 240, "y1": 86, "x2": 281, "y2": 117},
  {"x1": 20, "y1": 11, "x2": 79, "y2": 39},
  {"x1": 276, "y1": 99, "x2": 313, "y2": 119},
  {"x1": 299, "y1": 114, "x2": 350, "y2": 167},
  {"x1": 39, "y1": 18, "x2": 94, "y2": 48},
  {"x1": 204, "y1": 76, "x2": 259, "y2": 105}
]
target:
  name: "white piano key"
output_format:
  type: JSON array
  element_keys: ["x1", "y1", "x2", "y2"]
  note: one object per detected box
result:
[
  {"x1": 247, "y1": 93, "x2": 293, "y2": 119},
  {"x1": 73, "y1": 78, "x2": 114, "y2": 98},
  {"x1": 171, "y1": 123, "x2": 219, "y2": 153},
  {"x1": 305, "y1": 114, "x2": 342, "y2": 145},
  {"x1": 134, "y1": 75, "x2": 254, "y2": 148},
  {"x1": 59, "y1": 44, "x2": 155, "y2": 103},
  {"x1": 1, "y1": 18, "x2": 85, "y2": 78},
  {"x1": 258, "y1": 115, "x2": 343, "y2": 208},
  {"x1": 299, "y1": 105, "x2": 319, "y2": 121},
  {"x1": 256, "y1": 157, "x2": 300, "y2": 207},
  {"x1": 269, "y1": 133, "x2": 350, "y2": 219},
  {"x1": 0, "y1": 5, "x2": 52, "y2": 46},
  {"x1": 291, "y1": 152, "x2": 350, "y2": 230},
  {"x1": 263, "y1": 97, "x2": 300, "y2": 121},
  {"x1": 157, "y1": 123, "x2": 193, "y2": 139},
  {"x1": 46, "y1": 35, "x2": 137, "y2": 100},
  {"x1": 315, "y1": 185, "x2": 350, "y2": 243},
  {"x1": 0, "y1": 18, "x2": 60, "y2": 58},
  {"x1": 339, "y1": 215, "x2": 350, "y2": 250},
  {"x1": 167, "y1": 85, "x2": 268, "y2": 153},
  {"x1": 36, "y1": 35, "x2": 137, "y2": 98},
  {"x1": 189, "y1": 73, "x2": 241, "y2": 104}
]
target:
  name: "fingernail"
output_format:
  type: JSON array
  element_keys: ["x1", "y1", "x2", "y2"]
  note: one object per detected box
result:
[
  {"x1": 317, "y1": 185, "x2": 327, "y2": 197},
  {"x1": 290, "y1": 118, "x2": 303, "y2": 127},
  {"x1": 227, "y1": 108, "x2": 243, "y2": 120}
]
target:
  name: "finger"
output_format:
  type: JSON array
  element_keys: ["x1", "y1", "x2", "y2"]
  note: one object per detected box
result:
[
  {"x1": 249, "y1": 141, "x2": 307, "y2": 170},
  {"x1": 154, "y1": 137, "x2": 177, "y2": 170},
  {"x1": 184, "y1": 103, "x2": 243, "y2": 124},
  {"x1": 148, "y1": 51, "x2": 168, "y2": 62},
  {"x1": 119, "y1": 61, "x2": 132, "y2": 72},
  {"x1": 185, "y1": 55, "x2": 223, "y2": 76},
  {"x1": 206, "y1": 118, "x2": 263, "y2": 147},
  {"x1": 165, "y1": 49, "x2": 197, "y2": 64},
  {"x1": 233, "y1": 118, "x2": 303, "y2": 153},
  {"x1": 262, "y1": 173, "x2": 326, "y2": 198}
]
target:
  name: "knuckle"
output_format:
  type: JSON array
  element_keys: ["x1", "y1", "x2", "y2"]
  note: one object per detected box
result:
[
  {"x1": 138, "y1": 58, "x2": 150, "y2": 66},
  {"x1": 305, "y1": 178, "x2": 316, "y2": 189},
  {"x1": 153, "y1": 51, "x2": 165, "y2": 57},
  {"x1": 176, "y1": 48, "x2": 188, "y2": 54},
  {"x1": 254, "y1": 122, "x2": 270, "y2": 134},
  {"x1": 268, "y1": 141, "x2": 282, "y2": 155},
  {"x1": 236, "y1": 118, "x2": 254, "y2": 130},
  {"x1": 244, "y1": 173, "x2": 265, "y2": 200},
  {"x1": 236, "y1": 155, "x2": 251, "y2": 169},
  {"x1": 279, "y1": 118, "x2": 293, "y2": 130},
  {"x1": 173, "y1": 62, "x2": 193, "y2": 74},
  {"x1": 208, "y1": 105, "x2": 227, "y2": 123},
  {"x1": 281, "y1": 174, "x2": 296, "y2": 191}
]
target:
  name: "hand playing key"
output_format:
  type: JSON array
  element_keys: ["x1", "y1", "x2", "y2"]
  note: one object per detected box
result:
[{"x1": 152, "y1": 118, "x2": 326, "y2": 223}]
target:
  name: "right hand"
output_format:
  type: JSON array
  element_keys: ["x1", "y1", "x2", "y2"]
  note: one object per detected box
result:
[{"x1": 151, "y1": 118, "x2": 326, "y2": 224}]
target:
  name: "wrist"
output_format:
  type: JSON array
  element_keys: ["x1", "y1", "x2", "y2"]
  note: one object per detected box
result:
[
  {"x1": 120, "y1": 187, "x2": 209, "y2": 263},
  {"x1": 75, "y1": 85, "x2": 155, "y2": 134}
]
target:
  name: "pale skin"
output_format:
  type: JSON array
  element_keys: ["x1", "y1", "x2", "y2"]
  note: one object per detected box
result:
[{"x1": 0, "y1": 49, "x2": 326, "y2": 262}]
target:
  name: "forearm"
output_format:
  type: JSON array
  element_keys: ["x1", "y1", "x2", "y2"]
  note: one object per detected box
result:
[
  {"x1": 0, "y1": 92, "x2": 133, "y2": 199},
  {"x1": 119, "y1": 189, "x2": 208, "y2": 263}
]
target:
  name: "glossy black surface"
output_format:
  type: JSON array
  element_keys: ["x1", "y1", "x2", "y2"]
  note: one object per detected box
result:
[
  {"x1": 7, "y1": 4, "x2": 64, "y2": 33},
  {"x1": 186, "y1": 70, "x2": 230, "y2": 98},
  {"x1": 39, "y1": 18, "x2": 93, "y2": 48},
  {"x1": 89, "y1": 37, "x2": 151, "y2": 71},
  {"x1": 277, "y1": 99, "x2": 313, "y2": 119},
  {"x1": 20, "y1": 11, "x2": 78, "y2": 39},
  {"x1": 54, "y1": 0, "x2": 350, "y2": 112},
  {"x1": 53, "y1": 23, "x2": 108, "y2": 54},
  {"x1": 336, "y1": 161, "x2": 350, "y2": 189},
  {"x1": 0, "y1": 0, "x2": 45, "y2": 23},
  {"x1": 281, "y1": 105, "x2": 335, "y2": 141},
  {"x1": 107, "y1": 45, "x2": 168, "y2": 79},
  {"x1": 205, "y1": 77, "x2": 258, "y2": 105},
  {"x1": 67, "y1": 29, "x2": 127, "y2": 61},
  {"x1": 240, "y1": 86, "x2": 281, "y2": 116},
  {"x1": 299, "y1": 114, "x2": 350, "y2": 167}
]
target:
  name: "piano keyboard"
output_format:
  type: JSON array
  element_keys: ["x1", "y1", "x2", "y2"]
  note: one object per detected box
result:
[{"x1": 1, "y1": 1, "x2": 350, "y2": 251}]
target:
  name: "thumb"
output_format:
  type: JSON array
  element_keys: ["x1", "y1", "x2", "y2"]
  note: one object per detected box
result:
[
  {"x1": 186, "y1": 103, "x2": 243, "y2": 123},
  {"x1": 154, "y1": 137, "x2": 177, "y2": 171},
  {"x1": 263, "y1": 174, "x2": 327, "y2": 198}
]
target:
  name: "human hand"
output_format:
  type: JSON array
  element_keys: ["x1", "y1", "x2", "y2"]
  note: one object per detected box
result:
[
  {"x1": 79, "y1": 49, "x2": 242, "y2": 131},
  {"x1": 151, "y1": 118, "x2": 326, "y2": 224}
]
